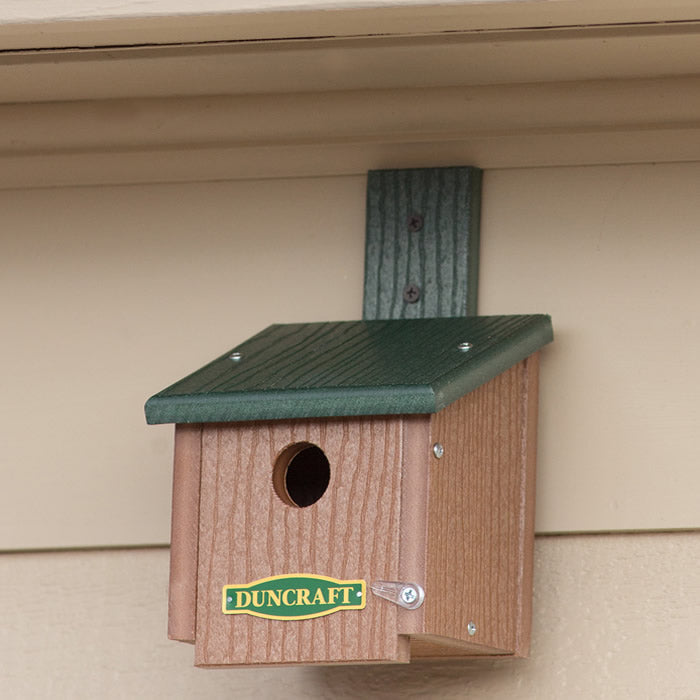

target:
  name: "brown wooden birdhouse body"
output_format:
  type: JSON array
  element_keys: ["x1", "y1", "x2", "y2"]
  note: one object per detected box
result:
[{"x1": 146, "y1": 315, "x2": 552, "y2": 666}]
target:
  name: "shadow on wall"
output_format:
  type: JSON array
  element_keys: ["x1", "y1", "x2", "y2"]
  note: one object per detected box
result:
[{"x1": 311, "y1": 659, "x2": 519, "y2": 698}]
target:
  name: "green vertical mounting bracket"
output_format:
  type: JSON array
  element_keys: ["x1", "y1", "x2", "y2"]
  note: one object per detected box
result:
[{"x1": 363, "y1": 166, "x2": 482, "y2": 320}]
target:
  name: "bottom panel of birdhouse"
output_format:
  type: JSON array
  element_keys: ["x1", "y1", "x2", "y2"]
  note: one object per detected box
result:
[{"x1": 193, "y1": 416, "x2": 409, "y2": 666}]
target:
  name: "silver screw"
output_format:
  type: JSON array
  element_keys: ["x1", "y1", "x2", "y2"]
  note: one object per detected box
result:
[
  {"x1": 432, "y1": 442, "x2": 444, "y2": 459},
  {"x1": 458, "y1": 342, "x2": 473, "y2": 352},
  {"x1": 400, "y1": 586, "x2": 418, "y2": 605},
  {"x1": 356, "y1": 591, "x2": 362, "y2": 598},
  {"x1": 229, "y1": 352, "x2": 242, "y2": 361},
  {"x1": 227, "y1": 596, "x2": 233, "y2": 603},
  {"x1": 467, "y1": 621, "x2": 477, "y2": 636}
]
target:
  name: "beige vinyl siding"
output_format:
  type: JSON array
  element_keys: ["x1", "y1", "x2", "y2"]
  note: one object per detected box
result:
[
  {"x1": 1, "y1": 534, "x2": 698, "y2": 698},
  {"x1": 3, "y1": 164, "x2": 699, "y2": 549}
]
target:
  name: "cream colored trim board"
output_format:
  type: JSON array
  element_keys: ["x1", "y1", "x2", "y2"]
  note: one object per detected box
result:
[
  {"x1": 15, "y1": 79, "x2": 700, "y2": 154},
  {"x1": 2, "y1": 0, "x2": 700, "y2": 50},
  {"x1": 5, "y1": 25, "x2": 700, "y2": 103},
  {"x1": 4, "y1": 130, "x2": 700, "y2": 191},
  {"x1": 2, "y1": 77, "x2": 700, "y2": 188}
]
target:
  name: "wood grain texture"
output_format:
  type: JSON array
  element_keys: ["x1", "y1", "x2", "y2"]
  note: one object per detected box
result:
[
  {"x1": 397, "y1": 415, "x2": 430, "y2": 637},
  {"x1": 514, "y1": 353, "x2": 539, "y2": 656},
  {"x1": 194, "y1": 417, "x2": 407, "y2": 666},
  {"x1": 363, "y1": 167, "x2": 481, "y2": 320},
  {"x1": 412, "y1": 357, "x2": 538, "y2": 656},
  {"x1": 168, "y1": 424, "x2": 202, "y2": 643},
  {"x1": 409, "y1": 636, "x2": 512, "y2": 658}
]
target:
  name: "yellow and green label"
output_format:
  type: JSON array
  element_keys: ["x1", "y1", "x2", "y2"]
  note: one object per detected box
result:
[{"x1": 222, "y1": 574, "x2": 366, "y2": 620}]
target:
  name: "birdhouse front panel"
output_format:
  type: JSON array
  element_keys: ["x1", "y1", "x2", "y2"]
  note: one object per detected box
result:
[{"x1": 194, "y1": 415, "x2": 408, "y2": 666}]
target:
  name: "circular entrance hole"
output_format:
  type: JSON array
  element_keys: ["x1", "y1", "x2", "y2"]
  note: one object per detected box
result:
[{"x1": 273, "y1": 442, "x2": 330, "y2": 508}]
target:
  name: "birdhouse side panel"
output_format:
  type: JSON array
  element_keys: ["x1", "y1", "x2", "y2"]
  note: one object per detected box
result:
[
  {"x1": 417, "y1": 354, "x2": 539, "y2": 657},
  {"x1": 168, "y1": 423, "x2": 203, "y2": 644},
  {"x1": 194, "y1": 417, "x2": 408, "y2": 666}
]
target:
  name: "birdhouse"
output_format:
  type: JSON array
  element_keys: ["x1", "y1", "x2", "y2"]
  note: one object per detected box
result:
[{"x1": 145, "y1": 314, "x2": 552, "y2": 666}]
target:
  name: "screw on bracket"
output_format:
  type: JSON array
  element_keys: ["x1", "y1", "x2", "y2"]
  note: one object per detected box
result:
[
  {"x1": 407, "y1": 213, "x2": 424, "y2": 233},
  {"x1": 403, "y1": 284, "x2": 421, "y2": 304},
  {"x1": 370, "y1": 580, "x2": 425, "y2": 610}
]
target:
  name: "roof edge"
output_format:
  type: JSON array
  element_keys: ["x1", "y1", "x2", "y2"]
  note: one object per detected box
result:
[
  {"x1": 145, "y1": 384, "x2": 437, "y2": 425},
  {"x1": 432, "y1": 314, "x2": 553, "y2": 411}
]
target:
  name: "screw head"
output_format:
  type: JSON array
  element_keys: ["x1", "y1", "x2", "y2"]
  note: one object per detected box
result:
[
  {"x1": 467, "y1": 621, "x2": 477, "y2": 636},
  {"x1": 457, "y1": 342, "x2": 473, "y2": 352},
  {"x1": 432, "y1": 443, "x2": 444, "y2": 459},
  {"x1": 400, "y1": 586, "x2": 418, "y2": 605},
  {"x1": 403, "y1": 284, "x2": 421, "y2": 303},
  {"x1": 229, "y1": 352, "x2": 242, "y2": 361},
  {"x1": 407, "y1": 213, "x2": 424, "y2": 233}
]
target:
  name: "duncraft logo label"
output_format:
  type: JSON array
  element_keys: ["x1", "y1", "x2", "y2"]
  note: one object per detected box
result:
[{"x1": 222, "y1": 574, "x2": 366, "y2": 620}]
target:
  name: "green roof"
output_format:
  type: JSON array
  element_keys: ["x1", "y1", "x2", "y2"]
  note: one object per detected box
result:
[{"x1": 145, "y1": 315, "x2": 552, "y2": 424}]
